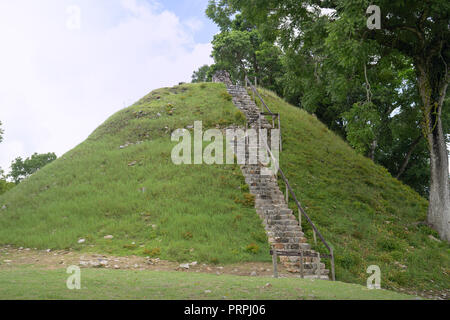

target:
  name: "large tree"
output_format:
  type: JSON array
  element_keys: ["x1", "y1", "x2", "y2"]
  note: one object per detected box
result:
[
  {"x1": 204, "y1": 12, "x2": 285, "y2": 93},
  {"x1": 207, "y1": 0, "x2": 450, "y2": 241},
  {"x1": 338, "y1": 0, "x2": 449, "y2": 241}
]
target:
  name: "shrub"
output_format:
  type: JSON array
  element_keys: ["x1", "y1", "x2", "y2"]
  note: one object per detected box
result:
[
  {"x1": 183, "y1": 231, "x2": 193, "y2": 240},
  {"x1": 352, "y1": 230, "x2": 363, "y2": 240},
  {"x1": 245, "y1": 243, "x2": 260, "y2": 254},
  {"x1": 234, "y1": 110, "x2": 246, "y2": 123},
  {"x1": 220, "y1": 92, "x2": 232, "y2": 101},
  {"x1": 240, "y1": 183, "x2": 249, "y2": 192},
  {"x1": 143, "y1": 247, "x2": 161, "y2": 257},
  {"x1": 337, "y1": 252, "x2": 361, "y2": 270},
  {"x1": 388, "y1": 271, "x2": 409, "y2": 286},
  {"x1": 210, "y1": 257, "x2": 219, "y2": 264},
  {"x1": 234, "y1": 193, "x2": 255, "y2": 207},
  {"x1": 377, "y1": 238, "x2": 400, "y2": 252},
  {"x1": 251, "y1": 231, "x2": 267, "y2": 243}
]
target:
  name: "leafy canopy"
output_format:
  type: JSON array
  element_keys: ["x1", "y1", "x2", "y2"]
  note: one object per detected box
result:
[
  {"x1": 191, "y1": 65, "x2": 213, "y2": 83},
  {"x1": 9, "y1": 152, "x2": 57, "y2": 184}
]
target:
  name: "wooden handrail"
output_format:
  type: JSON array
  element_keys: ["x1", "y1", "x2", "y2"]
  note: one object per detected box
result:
[{"x1": 244, "y1": 75, "x2": 335, "y2": 281}]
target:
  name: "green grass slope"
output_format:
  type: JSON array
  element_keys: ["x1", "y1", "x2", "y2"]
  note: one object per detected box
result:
[
  {"x1": 0, "y1": 83, "x2": 269, "y2": 264},
  {"x1": 0, "y1": 82, "x2": 448, "y2": 296},
  {"x1": 253, "y1": 88, "x2": 449, "y2": 296}
]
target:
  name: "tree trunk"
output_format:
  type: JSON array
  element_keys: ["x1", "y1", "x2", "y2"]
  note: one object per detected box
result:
[
  {"x1": 416, "y1": 59, "x2": 450, "y2": 242},
  {"x1": 396, "y1": 135, "x2": 422, "y2": 179}
]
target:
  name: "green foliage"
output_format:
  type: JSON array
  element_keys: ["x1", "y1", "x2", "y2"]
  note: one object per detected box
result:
[
  {"x1": 191, "y1": 65, "x2": 212, "y2": 83},
  {"x1": 0, "y1": 169, "x2": 14, "y2": 196},
  {"x1": 245, "y1": 243, "x2": 260, "y2": 254},
  {"x1": 240, "y1": 183, "x2": 249, "y2": 192},
  {"x1": 220, "y1": 91, "x2": 232, "y2": 101},
  {"x1": 143, "y1": 247, "x2": 161, "y2": 257},
  {"x1": 203, "y1": 13, "x2": 284, "y2": 94},
  {"x1": 9, "y1": 152, "x2": 57, "y2": 184},
  {"x1": 211, "y1": 29, "x2": 253, "y2": 79},
  {"x1": 342, "y1": 102, "x2": 381, "y2": 155},
  {"x1": 377, "y1": 238, "x2": 400, "y2": 252},
  {"x1": 234, "y1": 193, "x2": 255, "y2": 207},
  {"x1": 0, "y1": 176, "x2": 14, "y2": 196}
]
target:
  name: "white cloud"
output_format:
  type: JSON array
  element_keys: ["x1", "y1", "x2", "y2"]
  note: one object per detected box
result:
[
  {"x1": 185, "y1": 17, "x2": 204, "y2": 32},
  {"x1": 0, "y1": 0, "x2": 213, "y2": 172}
]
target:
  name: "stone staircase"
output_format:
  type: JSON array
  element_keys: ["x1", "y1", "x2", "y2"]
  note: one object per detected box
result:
[{"x1": 223, "y1": 79, "x2": 329, "y2": 279}]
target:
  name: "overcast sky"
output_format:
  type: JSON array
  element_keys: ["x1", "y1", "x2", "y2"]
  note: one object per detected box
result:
[{"x1": 0, "y1": 0, "x2": 217, "y2": 171}]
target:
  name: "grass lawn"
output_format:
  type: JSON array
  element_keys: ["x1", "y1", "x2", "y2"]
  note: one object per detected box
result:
[{"x1": 0, "y1": 266, "x2": 417, "y2": 300}]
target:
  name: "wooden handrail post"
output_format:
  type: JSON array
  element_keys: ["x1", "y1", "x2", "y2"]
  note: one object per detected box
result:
[
  {"x1": 330, "y1": 249, "x2": 336, "y2": 281},
  {"x1": 300, "y1": 251, "x2": 304, "y2": 278},
  {"x1": 258, "y1": 114, "x2": 261, "y2": 134},
  {"x1": 272, "y1": 250, "x2": 278, "y2": 278},
  {"x1": 313, "y1": 229, "x2": 317, "y2": 246},
  {"x1": 278, "y1": 114, "x2": 282, "y2": 152},
  {"x1": 298, "y1": 208, "x2": 302, "y2": 229},
  {"x1": 285, "y1": 182, "x2": 289, "y2": 202},
  {"x1": 317, "y1": 252, "x2": 321, "y2": 278}
]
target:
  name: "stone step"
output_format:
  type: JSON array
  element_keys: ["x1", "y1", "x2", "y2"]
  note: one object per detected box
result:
[
  {"x1": 267, "y1": 219, "x2": 298, "y2": 226},
  {"x1": 284, "y1": 261, "x2": 326, "y2": 270},
  {"x1": 286, "y1": 267, "x2": 330, "y2": 276},
  {"x1": 271, "y1": 237, "x2": 307, "y2": 244},
  {"x1": 266, "y1": 214, "x2": 296, "y2": 221},
  {"x1": 270, "y1": 225, "x2": 302, "y2": 231},
  {"x1": 278, "y1": 208, "x2": 293, "y2": 215},
  {"x1": 270, "y1": 231, "x2": 305, "y2": 237},
  {"x1": 302, "y1": 275, "x2": 330, "y2": 280},
  {"x1": 271, "y1": 243, "x2": 311, "y2": 250}
]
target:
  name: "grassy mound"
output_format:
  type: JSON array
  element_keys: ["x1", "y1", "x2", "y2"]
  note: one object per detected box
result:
[
  {"x1": 0, "y1": 83, "x2": 269, "y2": 264},
  {"x1": 253, "y1": 88, "x2": 449, "y2": 295},
  {"x1": 0, "y1": 82, "x2": 448, "y2": 296}
]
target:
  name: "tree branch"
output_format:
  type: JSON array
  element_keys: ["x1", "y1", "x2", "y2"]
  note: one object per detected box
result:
[{"x1": 396, "y1": 135, "x2": 423, "y2": 179}]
